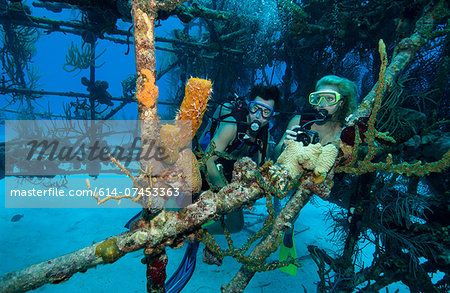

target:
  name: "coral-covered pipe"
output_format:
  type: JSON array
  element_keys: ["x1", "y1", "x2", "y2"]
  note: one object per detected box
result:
[
  {"x1": 131, "y1": 1, "x2": 163, "y2": 292},
  {"x1": 132, "y1": 0, "x2": 159, "y2": 144}
]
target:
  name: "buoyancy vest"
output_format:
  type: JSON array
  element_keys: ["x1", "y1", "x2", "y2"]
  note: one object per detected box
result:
[
  {"x1": 203, "y1": 102, "x2": 269, "y2": 182},
  {"x1": 210, "y1": 102, "x2": 269, "y2": 163}
]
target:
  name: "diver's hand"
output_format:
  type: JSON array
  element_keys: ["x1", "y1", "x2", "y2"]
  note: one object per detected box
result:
[{"x1": 283, "y1": 125, "x2": 301, "y2": 144}]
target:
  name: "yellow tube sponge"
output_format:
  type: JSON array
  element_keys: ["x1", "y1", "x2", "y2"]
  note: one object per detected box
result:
[
  {"x1": 159, "y1": 124, "x2": 180, "y2": 164},
  {"x1": 176, "y1": 78, "x2": 212, "y2": 147},
  {"x1": 137, "y1": 69, "x2": 159, "y2": 108},
  {"x1": 175, "y1": 148, "x2": 202, "y2": 194}
]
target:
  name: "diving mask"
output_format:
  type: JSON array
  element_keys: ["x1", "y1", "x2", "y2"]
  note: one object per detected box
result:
[
  {"x1": 247, "y1": 101, "x2": 274, "y2": 119},
  {"x1": 309, "y1": 91, "x2": 342, "y2": 106}
]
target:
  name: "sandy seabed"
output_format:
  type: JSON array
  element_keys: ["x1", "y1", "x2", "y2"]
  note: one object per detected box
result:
[{"x1": 1, "y1": 192, "x2": 410, "y2": 293}]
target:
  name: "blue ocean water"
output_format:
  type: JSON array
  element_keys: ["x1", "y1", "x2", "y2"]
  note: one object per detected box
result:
[{"x1": 0, "y1": 1, "x2": 425, "y2": 292}]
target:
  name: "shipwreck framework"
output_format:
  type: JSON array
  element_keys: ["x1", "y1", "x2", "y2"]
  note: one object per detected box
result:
[{"x1": 0, "y1": 0, "x2": 449, "y2": 292}]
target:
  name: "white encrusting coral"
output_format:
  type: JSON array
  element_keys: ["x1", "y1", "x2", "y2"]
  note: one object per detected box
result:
[{"x1": 276, "y1": 141, "x2": 338, "y2": 179}]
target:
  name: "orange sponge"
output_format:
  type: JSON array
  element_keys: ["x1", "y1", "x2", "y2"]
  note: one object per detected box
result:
[
  {"x1": 137, "y1": 69, "x2": 159, "y2": 108},
  {"x1": 176, "y1": 78, "x2": 212, "y2": 147}
]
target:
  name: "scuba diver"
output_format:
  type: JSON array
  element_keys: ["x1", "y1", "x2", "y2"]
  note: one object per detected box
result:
[
  {"x1": 201, "y1": 84, "x2": 280, "y2": 233},
  {"x1": 125, "y1": 84, "x2": 281, "y2": 293},
  {"x1": 274, "y1": 75, "x2": 358, "y2": 276},
  {"x1": 275, "y1": 75, "x2": 358, "y2": 156}
]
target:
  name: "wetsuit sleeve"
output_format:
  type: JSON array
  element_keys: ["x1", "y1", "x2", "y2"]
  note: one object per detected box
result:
[
  {"x1": 205, "y1": 120, "x2": 236, "y2": 189},
  {"x1": 274, "y1": 115, "x2": 301, "y2": 159}
]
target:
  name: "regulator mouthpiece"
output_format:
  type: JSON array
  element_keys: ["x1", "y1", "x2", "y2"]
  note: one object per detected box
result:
[
  {"x1": 317, "y1": 109, "x2": 329, "y2": 120},
  {"x1": 250, "y1": 121, "x2": 261, "y2": 133}
]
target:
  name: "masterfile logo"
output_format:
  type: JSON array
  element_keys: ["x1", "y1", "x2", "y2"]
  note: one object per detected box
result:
[{"x1": 4, "y1": 120, "x2": 193, "y2": 209}]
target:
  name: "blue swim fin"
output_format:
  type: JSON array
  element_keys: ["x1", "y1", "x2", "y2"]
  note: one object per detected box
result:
[
  {"x1": 124, "y1": 210, "x2": 142, "y2": 229},
  {"x1": 165, "y1": 241, "x2": 199, "y2": 293}
]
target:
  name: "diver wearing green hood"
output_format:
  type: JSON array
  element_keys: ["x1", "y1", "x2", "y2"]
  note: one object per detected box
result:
[{"x1": 275, "y1": 75, "x2": 358, "y2": 276}]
